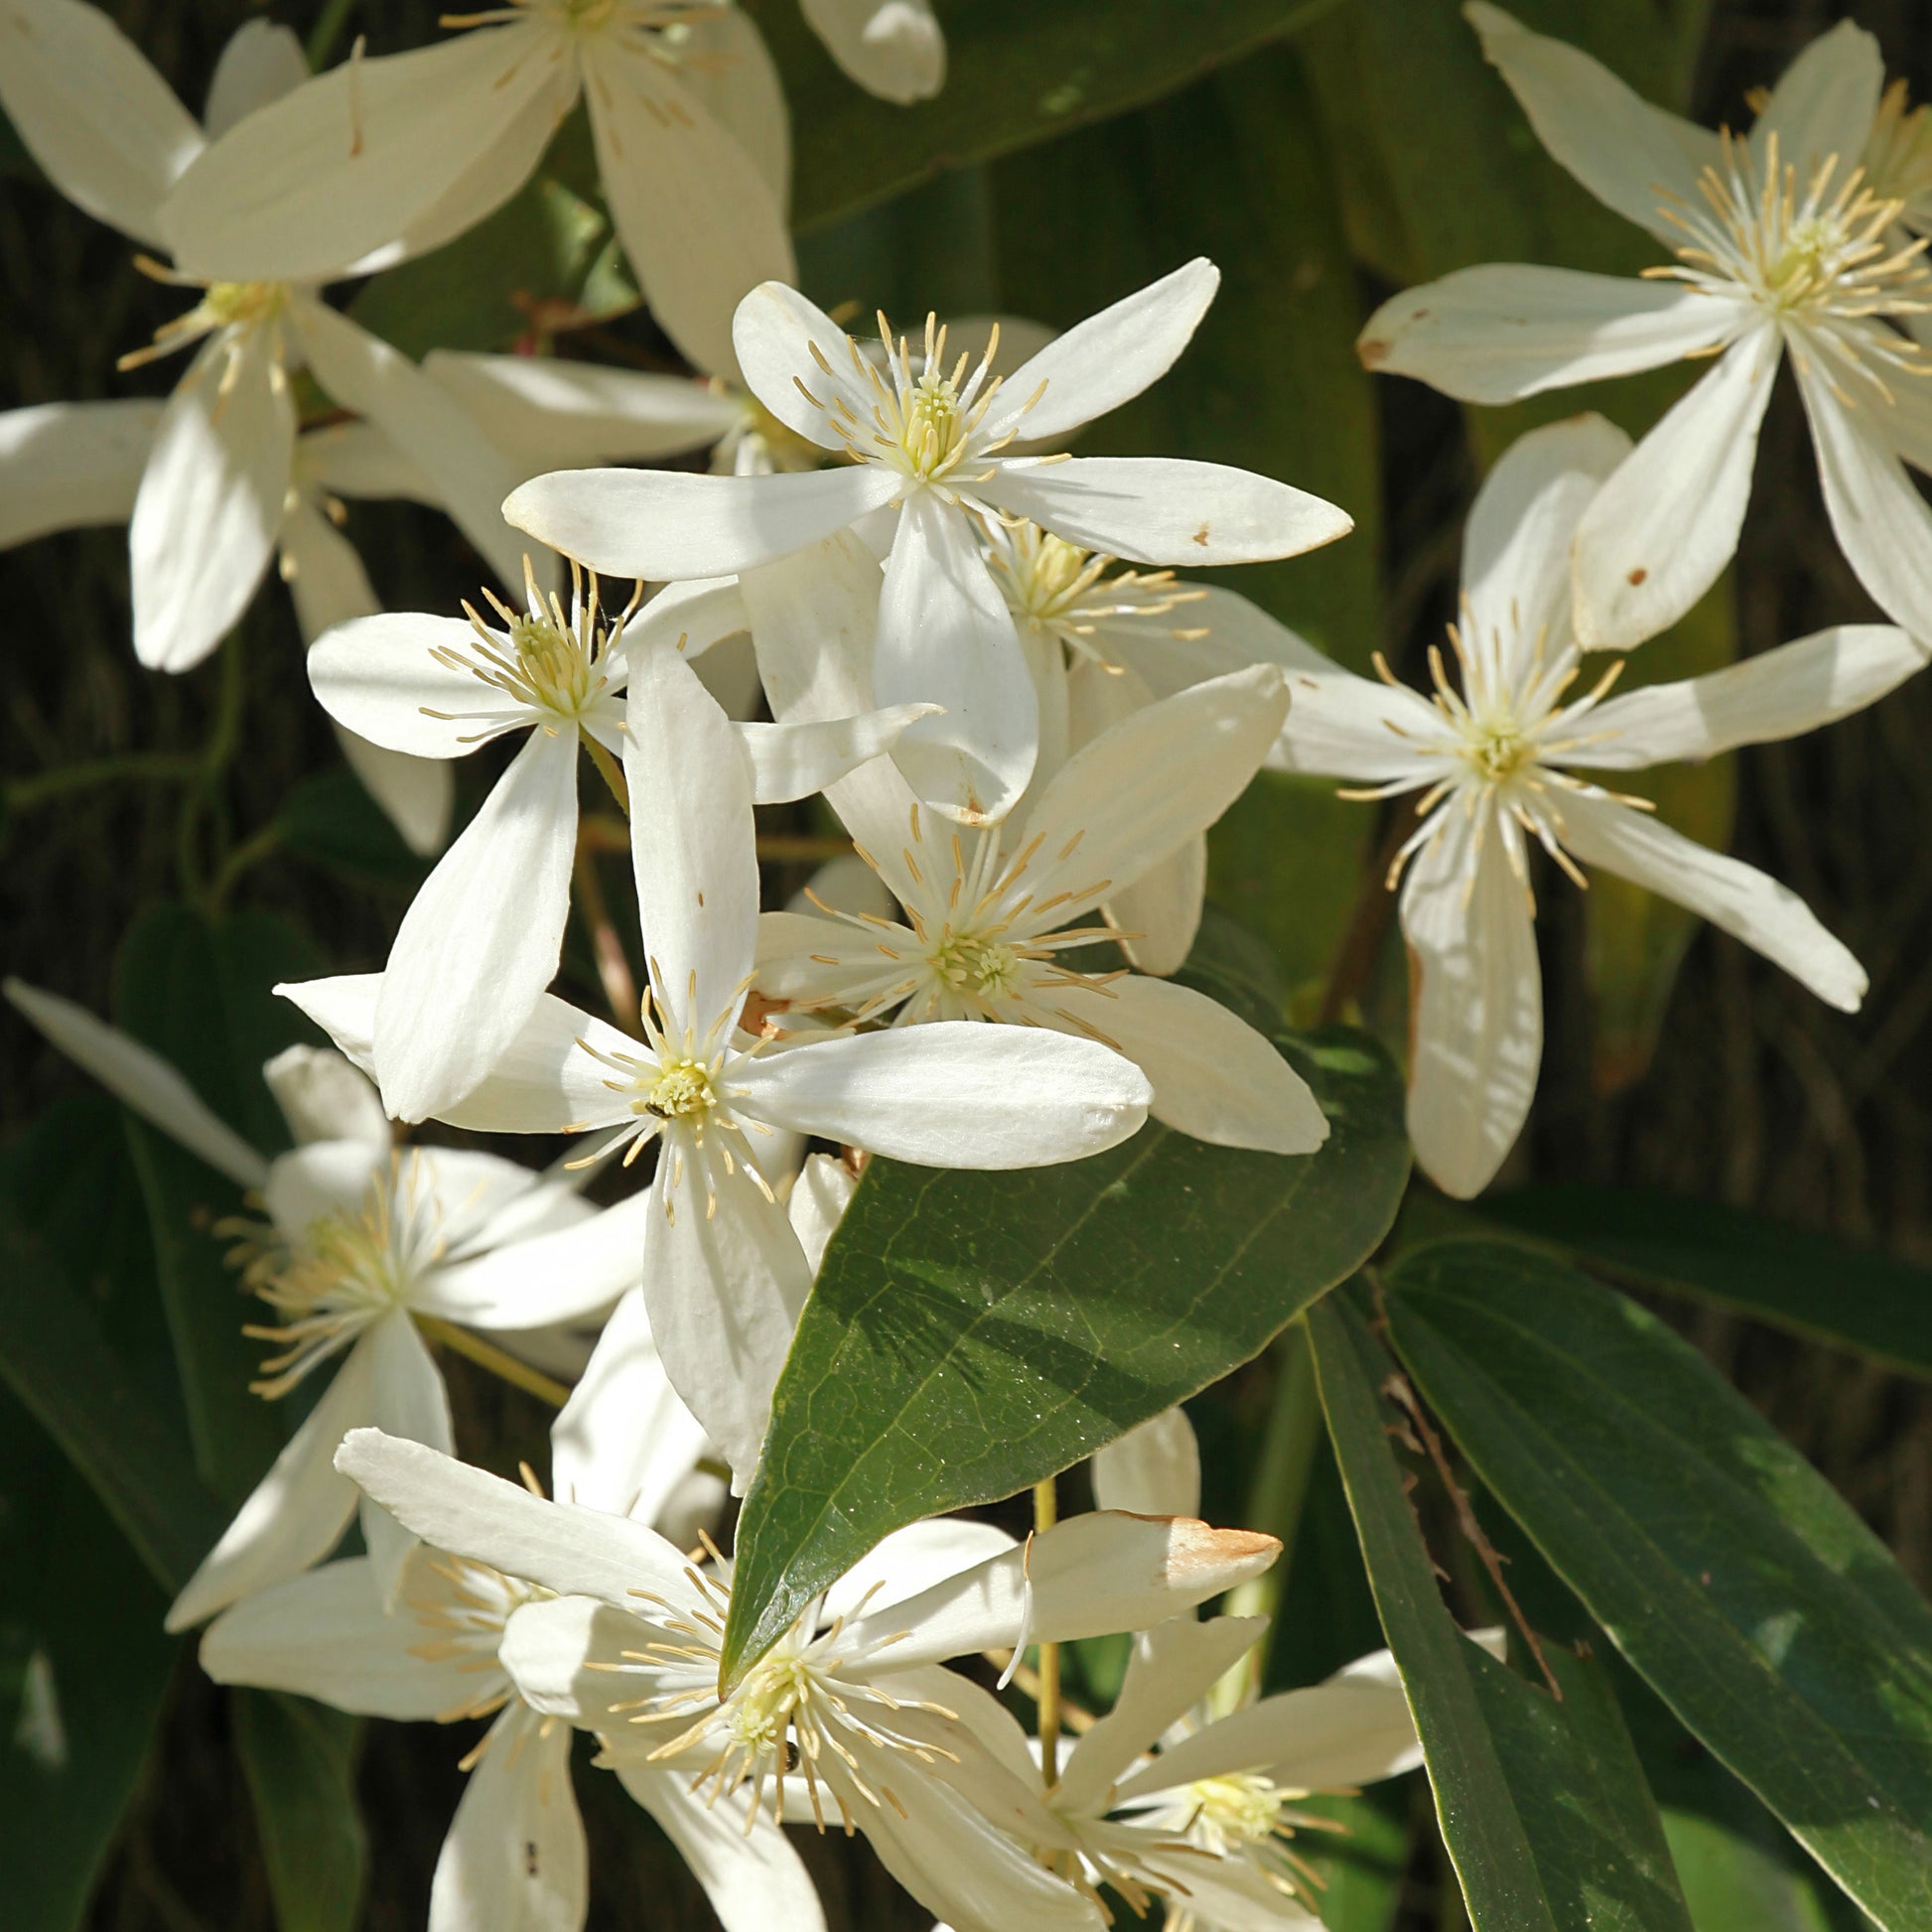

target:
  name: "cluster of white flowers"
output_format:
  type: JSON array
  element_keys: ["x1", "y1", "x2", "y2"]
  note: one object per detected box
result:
[{"x1": 6, "y1": 0, "x2": 1931, "y2": 1921}]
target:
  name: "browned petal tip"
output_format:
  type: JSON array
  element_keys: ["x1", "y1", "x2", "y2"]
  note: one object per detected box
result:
[
  {"x1": 1358, "y1": 338, "x2": 1391, "y2": 368},
  {"x1": 1166, "y1": 1519, "x2": 1283, "y2": 1582}
]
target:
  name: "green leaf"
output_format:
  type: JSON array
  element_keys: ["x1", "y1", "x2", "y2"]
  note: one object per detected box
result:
[
  {"x1": 348, "y1": 112, "x2": 638, "y2": 357},
  {"x1": 1478, "y1": 1187, "x2": 1932, "y2": 1382},
  {"x1": 114, "y1": 904, "x2": 326, "y2": 1501},
  {"x1": 277, "y1": 767, "x2": 432, "y2": 893},
  {"x1": 1306, "y1": 1293, "x2": 1695, "y2": 1932},
  {"x1": 0, "y1": 1382, "x2": 179, "y2": 1932},
  {"x1": 1381, "y1": 1242, "x2": 1932, "y2": 1930},
  {"x1": 722, "y1": 1026, "x2": 1408, "y2": 1683},
  {"x1": 749, "y1": 0, "x2": 1343, "y2": 233},
  {"x1": 234, "y1": 1692, "x2": 368, "y2": 1932}
]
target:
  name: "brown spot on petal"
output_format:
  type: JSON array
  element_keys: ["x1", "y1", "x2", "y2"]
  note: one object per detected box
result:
[
  {"x1": 1192, "y1": 525, "x2": 1211, "y2": 547},
  {"x1": 1359, "y1": 338, "x2": 1391, "y2": 367},
  {"x1": 1627, "y1": 567, "x2": 1648, "y2": 587}
]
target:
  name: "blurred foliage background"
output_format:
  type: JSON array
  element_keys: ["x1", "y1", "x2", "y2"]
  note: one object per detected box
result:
[{"x1": 2, "y1": 0, "x2": 1928, "y2": 1925}]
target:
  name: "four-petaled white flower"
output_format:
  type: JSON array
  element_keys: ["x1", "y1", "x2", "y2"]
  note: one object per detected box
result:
[
  {"x1": 501, "y1": 262, "x2": 1353, "y2": 824},
  {"x1": 157, "y1": 1, "x2": 793, "y2": 381},
  {"x1": 1272, "y1": 415, "x2": 1925, "y2": 1196},
  {"x1": 0, "y1": 3, "x2": 534, "y2": 671},
  {"x1": 3, "y1": 978, "x2": 651, "y2": 1626},
  {"x1": 333, "y1": 1427, "x2": 1281, "y2": 1932},
  {"x1": 280, "y1": 644, "x2": 1155, "y2": 1483},
  {"x1": 754, "y1": 654, "x2": 1330, "y2": 1157},
  {"x1": 308, "y1": 551, "x2": 934, "y2": 1123}
]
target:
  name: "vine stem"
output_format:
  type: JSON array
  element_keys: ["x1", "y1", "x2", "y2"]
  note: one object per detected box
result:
[
  {"x1": 416, "y1": 1315, "x2": 571, "y2": 1408},
  {"x1": 1034, "y1": 1474, "x2": 1062, "y2": 1785},
  {"x1": 4, "y1": 752, "x2": 201, "y2": 814}
]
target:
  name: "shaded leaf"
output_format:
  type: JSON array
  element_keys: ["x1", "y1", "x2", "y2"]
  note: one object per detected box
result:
[
  {"x1": 1382, "y1": 1242, "x2": 1932, "y2": 1931},
  {"x1": 723, "y1": 1026, "x2": 1409, "y2": 1682},
  {"x1": 1306, "y1": 1293, "x2": 1695, "y2": 1932},
  {"x1": 234, "y1": 1692, "x2": 368, "y2": 1932},
  {"x1": 278, "y1": 767, "x2": 432, "y2": 893}
]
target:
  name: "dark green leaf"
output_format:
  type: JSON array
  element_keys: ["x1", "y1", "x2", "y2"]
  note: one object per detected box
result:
[
  {"x1": 1382, "y1": 1242, "x2": 1932, "y2": 1930},
  {"x1": 723, "y1": 1027, "x2": 1408, "y2": 1682},
  {"x1": 277, "y1": 767, "x2": 433, "y2": 893},
  {"x1": 1480, "y1": 1187, "x2": 1932, "y2": 1381},
  {"x1": 1306, "y1": 1294, "x2": 1695, "y2": 1932},
  {"x1": 749, "y1": 0, "x2": 1342, "y2": 233},
  {"x1": 234, "y1": 1692, "x2": 368, "y2": 1932},
  {"x1": 0, "y1": 1383, "x2": 179, "y2": 1932}
]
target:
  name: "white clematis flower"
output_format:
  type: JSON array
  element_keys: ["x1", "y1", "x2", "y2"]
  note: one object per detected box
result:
[
  {"x1": 1273, "y1": 415, "x2": 1924, "y2": 1197},
  {"x1": 502, "y1": 261, "x2": 1353, "y2": 824},
  {"x1": 800, "y1": 0, "x2": 943, "y2": 104},
  {"x1": 1359, "y1": 6, "x2": 1932, "y2": 649},
  {"x1": 0, "y1": 3, "x2": 534, "y2": 672},
  {"x1": 333, "y1": 1427, "x2": 1281, "y2": 1932},
  {"x1": 280, "y1": 646, "x2": 1154, "y2": 1483},
  {"x1": 158, "y1": 2, "x2": 793, "y2": 381},
  {"x1": 1, "y1": 977, "x2": 651, "y2": 1625},
  {"x1": 754, "y1": 656, "x2": 1330, "y2": 1156},
  {"x1": 309, "y1": 555, "x2": 934, "y2": 1124},
  {"x1": 197, "y1": 1362, "x2": 787, "y2": 1932}
]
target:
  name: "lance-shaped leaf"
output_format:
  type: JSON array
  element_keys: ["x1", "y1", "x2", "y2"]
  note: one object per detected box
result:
[
  {"x1": 721, "y1": 1027, "x2": 1407, "y2": 1682},
  {"x1": 1381, "y1": 1242, "x2": 1932, "y2": 1931},
  {"x1": 1306, "y1": 1293, "x2": 1695, "y2": 1932},
  {"x1": 1481, "y1": 1186, "x2": 1932, "y2": 1381}
]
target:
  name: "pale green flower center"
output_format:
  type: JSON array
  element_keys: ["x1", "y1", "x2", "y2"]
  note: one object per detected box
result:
[
  {"x1": 901, "y1": 367, "x2": 966, "y2": 477},
  {"x1": 725, "y1": 1651, "x2": 815, "y2": 1759},
  {"x1": 203, "y1": 279, "x2": 286, "y2": 330},
  {"x1": 1466, "y1": 716, "x2": 1536, "y2": 784},
  {"x1": 507, "y1": 611, "x2": 598, "y2": 716},
  {"x1": 928, "y1": 928, "x2": 1020, "y2": 1000},
  {"x1": 643, "y1": 1056, "x2": 716, "y2": 1120},
  {"x1": 1185, "y1": 1772, "x2": 1291, "y2": 1854}
]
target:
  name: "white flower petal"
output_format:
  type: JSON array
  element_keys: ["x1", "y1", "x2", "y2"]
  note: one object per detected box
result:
[
  {"x1": 132, "y1": 327, "x2": 294, "y2": 672},
  {"x1": 1575, "y1": 624, "x2": 1928, "y2": 769},
  {"x1": 1014, "y1": 664, "x2": 1291, "y2": 921},
  {"x1": 1090, "y1": 975, "x2": 1327, "y2": 1155},
  {"x1": 879, "y1": 491, "x2": 1037, "y2": 824},
  {"x1": 261, "y1": 1044, "x2": 387, "y2": 1153},
  {"x1": 335, "y1": 1428, "x2": 694, "y2": 1607},
  {"x1": 985, "y1": 258, "x2": 1220, "y2": 446},
  {"x1": 550, "y1": 1288, "x2": 710, "y2": 1524},
  {"x1": 734, "y1": 703, "x2": 938, "y2": 805},
  {"x1": 1271, "y1": 658, "x2": 1452, "y2": 784},
  {"x1": 731, "y1": 280, "x2": 871, "y2": 449},
  {"x1": 160, "y1": 24, "x2": 567, "y2": 284},
  {"x1": 1560, "y1": 789, "x2": 1865, "y2": 1011},
  {"x1": 626, "y1": 643, "x2": 759, "y2": 1039},
  {"x1": 1572, "y1": 327, "x2": 1780, "y2": 649},
  {"x1": 982, "y1": 455, "x2": 1351, "y2": 568},
  {"x1": 203, "y1": 20, "x2": 309, "y2": 136},
  {"x1": 263, "y1": 1137, "x2": 386, "y2": 1238},
  {"x1": 1357, "y1": 266, "x2": 1743, "y2": 406},
  {"x1": 582, "y1": 40, "x2": 795, "y2": 380},
  {"x1": 505, "y1": 462, "x2": 900, "y2": 580},
  {"x1": 821, "y1": 1520, "x2": 1019, "y2": 1627},
  {"x1": 418, "y1": 1191, "x2": 648, "y2": 1329},
  {"x1": 1796, "y1": 353, "x2": 1932, "y2": 637},
  {"x1": 1460, "y1": 412, "x2": 1630, "y2": 680},
  {"x1": 1399, "y1": 806, "x2": 1542, "y2": 1200},
  {"x1": 0, "y1": 399, "x2": 161, "y2": 546},
  {"x1": 1090, "y1": 1406, "x2": 1201, "y2": 1521},
  {"x1": 199, "y1": 1555, "x2": 483, "y2": 1720},
  {"x1": 275, "y1": 974, "x2": 381, "y2": 1079},
  {"x1": 298, "y1": 419, "x2": 438, "y2": 504},
  {"x1": 1057, "y1": 1613, "x2": 1266, "y2": 1816},
  {"x1": 644, "y1": 1143, "x2": 812, "y2": 1491},
  {"x1": 787, "y1": 1150, "x2": 856, "y2": 1273},
  {"x1": 0, "y1": 0, "x2": 202, "y2": 247},
  {"x1": 497, "y1": 1594, "x2": 626, "y2": 1725},
  {"x1": 1116, "y1": 1643, "x2": 1434, "y2": 1800},
  {"x1": 1465, "y1": 3, "x2": 1719, "y2": 242},
  {"x1": 1136, "y1": 1845, "x2": 1316, "y2": 1929},
  {"x1": 363, "y1": 1314, "x2": 455, "y2": 1606},
  {"x1": 429, "y1": 1706, "x2": 586, "y2": 1932},
  {"x1": 427, "y1": 349, "x2": 742, "y2": 467},
  {"x1": 675, "y1": 6, "x2": 791, "y2": 210},
  {"x1": 1105, "y1": 838, "x2": 1203, "y2": 978},
  {"x1": 280, "y1": 494, "x2": 375, "y2": 642},
  {"x1": 799, "y1": 0, "x2": 944, "y2": 104},
  {"x1": 1751, "y1": 19, "x2": 1883, "y2": 181},
  {"x1": 1089, "y1": 584, "x2": 1330, "y2": 702},
  {"x1": 373, "y1": 728, "x2": 580, "y2": 1124},
  {"x1": 618, "y1": 1766, "x2": 827, "y2": 1932},
  {"x1": 421, "y1": 995, "x2": 639, "y2": 1137},
  {"x1": 309, "y1": 611, "x2": 525, "y2": 759},
  {"x1": 292, "y1": 298, "x2": 534, "y2": 597},
  {"x1": 166, "y1": 1339, "x2": 376, "y2": 1631},
  {"x1": 741, "y1": 1023, "x2": 1151, "y2": 1167},
  {"x1": 840, "y1": 1511, "x2": 1280, "y2": 1667},
  {"x1": 332, "y1": 726, "x2": 455, "y2": 858},
  {"x1": 4, "y1": 978, "x2": 267, "y2": 1189},
  {"x1": 623, "y1": 574, "x2": 753, "y2": 663}
]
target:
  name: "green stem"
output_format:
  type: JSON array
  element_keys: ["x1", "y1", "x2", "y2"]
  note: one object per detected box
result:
[
  {"x1": 416, "y1": 1315, "x2": 572, "y2": 1408},
  {"x1": 4, "y1": 752, "x2": 201, "y2": 813},
  {"x1": 1226, "y1": 1318, "x2": 1323, "y2": 1699},
  {"x1": 208, "y1": 825, "x2": 283, "y2": 913},
  {"x1": 305, "y1": 0, "x2": 361, "y2": 69}
]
